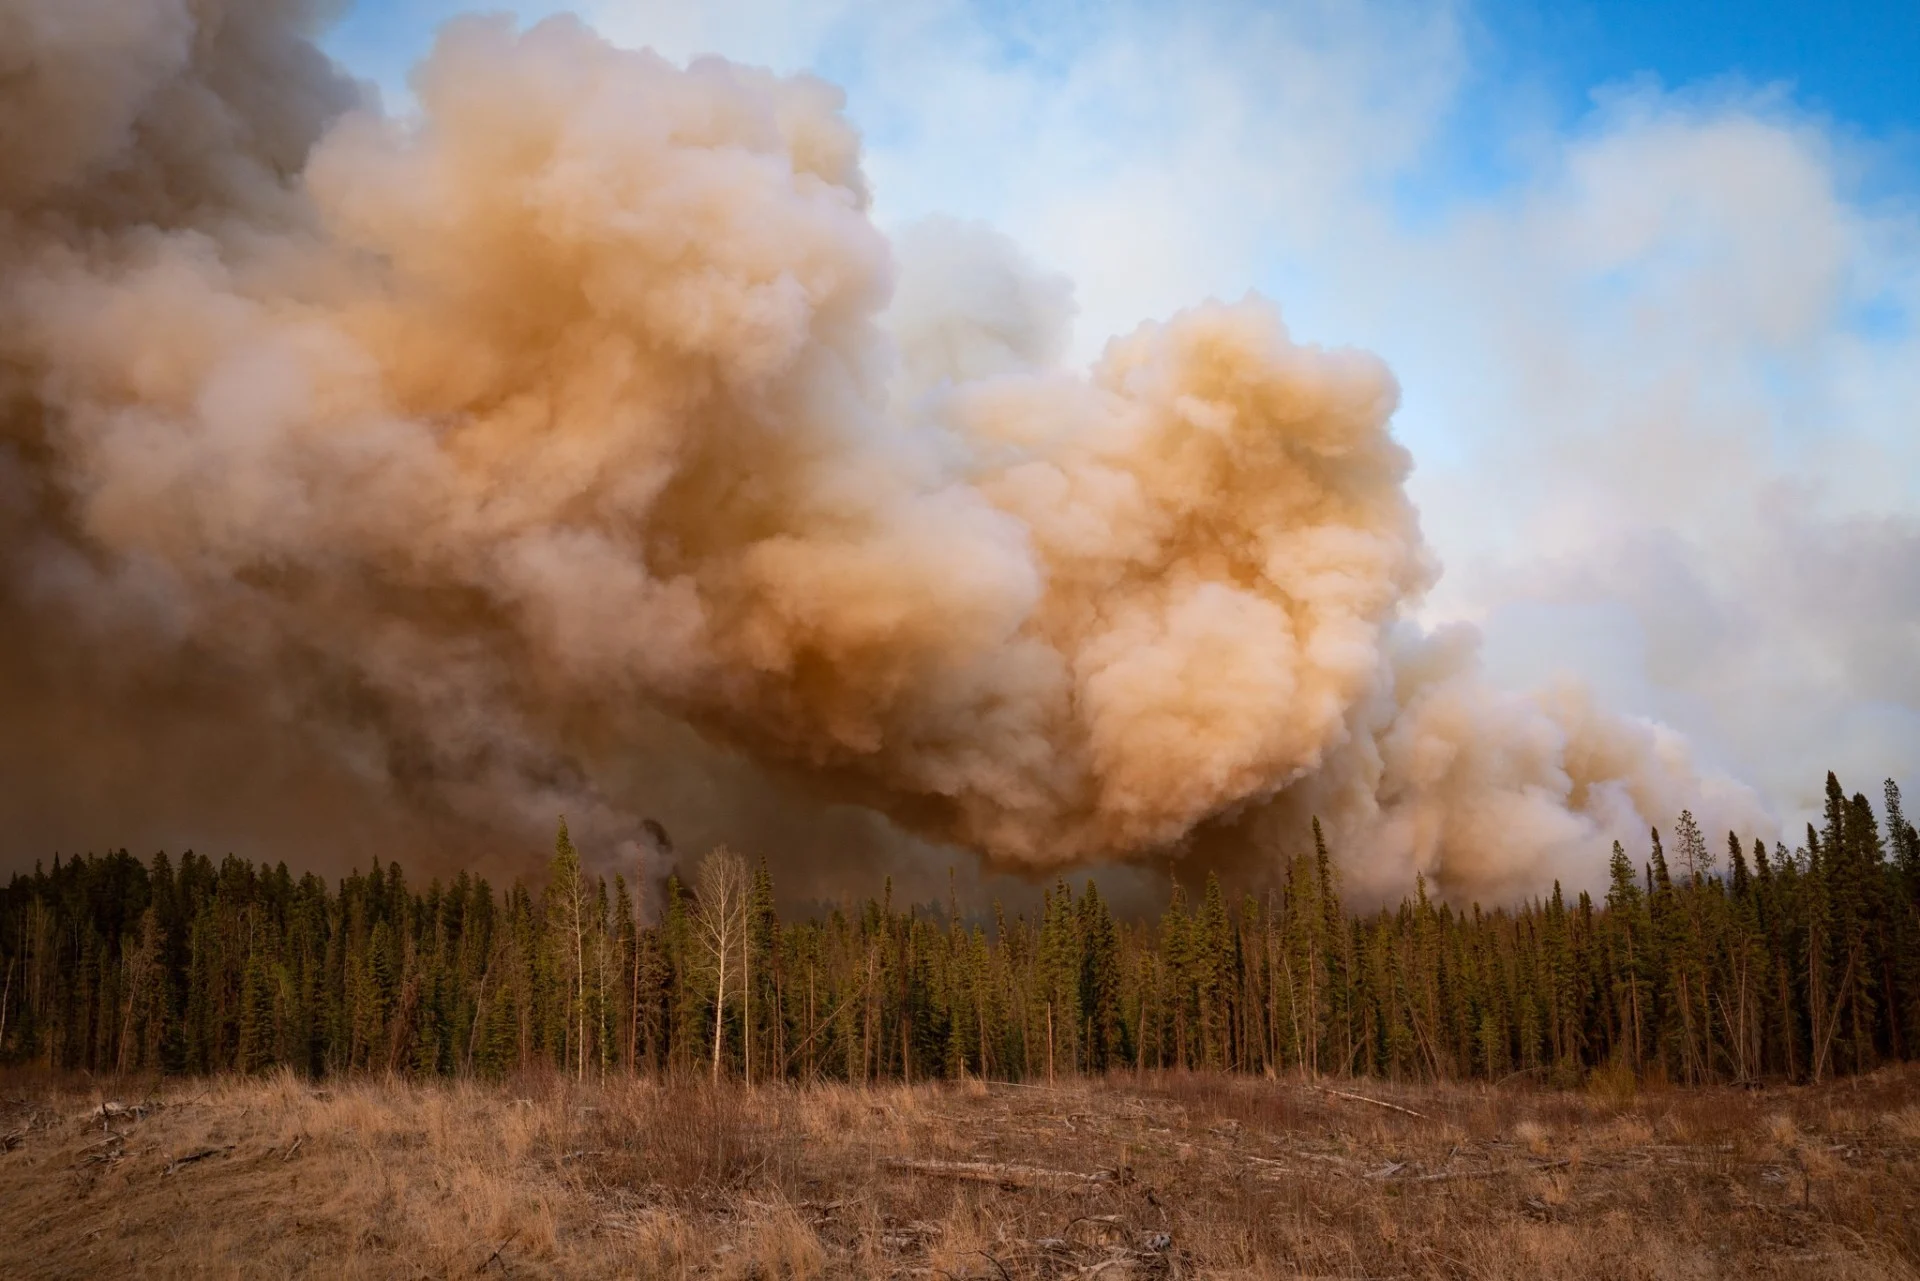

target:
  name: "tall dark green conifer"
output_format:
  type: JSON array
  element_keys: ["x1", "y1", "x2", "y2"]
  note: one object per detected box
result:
[
  {"x1": 9, "y1": 775, "x2": 1920, "y2": 1090},
  {"x1": 1077, "y1": 881, "x2": 1124, "y2": 1071}
]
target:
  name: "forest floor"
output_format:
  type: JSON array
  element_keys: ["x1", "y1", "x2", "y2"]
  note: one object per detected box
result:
[{"x1": 3, "y1": 1065, "x2": 1920, "y2": 1279}]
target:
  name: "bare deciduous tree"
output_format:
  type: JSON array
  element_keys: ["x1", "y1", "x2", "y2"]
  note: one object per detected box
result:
[{"x1": 694, "y1": 847, "x2": 749, "y2": 1083}]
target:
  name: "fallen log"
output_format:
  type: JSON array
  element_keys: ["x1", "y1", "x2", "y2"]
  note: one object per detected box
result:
[
  {"x1": 881, "y1": 1157, "x2": 1118, "y2": 1188},
  {"x1": 1311, "y1": 1086, "x2": 1430, "y2": 1121},
  {"x1": 1392, "y1": 1157, "x2": 1573, "y2": 1184},
  {"x1": 474, "y1": 1230, "x2": 519, "y2": 1275},
  {"x1": 164, "y1": 1145, "x2": 234, "y2": 1175}
]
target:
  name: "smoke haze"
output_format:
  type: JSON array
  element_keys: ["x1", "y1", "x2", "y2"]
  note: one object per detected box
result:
[{"x1": 0, "y1": 2, "x2": 1764, "y2": 904}]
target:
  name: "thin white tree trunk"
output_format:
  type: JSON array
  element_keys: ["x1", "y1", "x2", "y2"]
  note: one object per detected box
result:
[
  {"x1": 711, "y1": 940, "x2": 727, "y2": 1083},
  {"x1": 574, "y1": 877, "x2": 587, "y2": 1082},
  {"x1": 743, "y1": 924, "x2": 752, "y2": 1087}
]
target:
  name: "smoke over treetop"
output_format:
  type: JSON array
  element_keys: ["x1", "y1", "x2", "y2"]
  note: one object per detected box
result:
[{"x1": 0, "y1": 3, "x2": 1762, "y2": 901}]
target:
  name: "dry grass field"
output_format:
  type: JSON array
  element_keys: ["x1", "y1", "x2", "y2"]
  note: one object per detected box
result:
[{"x1": 4, "y1": 1066, "x2": 1920, "y2": 1280}]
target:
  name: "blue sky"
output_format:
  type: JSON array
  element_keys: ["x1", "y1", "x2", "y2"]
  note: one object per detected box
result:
[
  {"x1": 1394, "y1": 0, "x2": 1920, "y2": 221},
  {"x1": 328, "y1": 1, "x2": 1920, "y2": 156},
  {"x1": 1486, "y1": 0, "x2": 1920, "y2": 135},
  {"x1": 319, "y1": 0, "x2": 1920, "y2": 832}
]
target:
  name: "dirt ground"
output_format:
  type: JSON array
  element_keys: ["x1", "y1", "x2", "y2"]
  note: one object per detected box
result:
[{"x1": 3, "y1": 1065, "x2": 1919, "y2": 1279}]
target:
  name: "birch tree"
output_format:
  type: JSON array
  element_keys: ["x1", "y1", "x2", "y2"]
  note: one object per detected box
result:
[{"x1": 694, "y1": 846, "x2": 749, "y2": 1083}]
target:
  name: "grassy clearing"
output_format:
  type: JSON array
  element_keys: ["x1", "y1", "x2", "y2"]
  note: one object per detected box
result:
[{"x1": 4, "y1": 1065, "x2": 1920, "y2": 1278}]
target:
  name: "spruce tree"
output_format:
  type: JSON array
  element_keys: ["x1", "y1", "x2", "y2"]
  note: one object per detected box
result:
[
  {"x1": 1077, "y1": 881, "x2": 1124, "y2": 1072},
  {"x1": 543, "y1": 818, "x2": 590, "y2": 1080}
]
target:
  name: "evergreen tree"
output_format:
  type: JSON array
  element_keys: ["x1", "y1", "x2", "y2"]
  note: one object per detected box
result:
[
  {"x1": 1035, "y1": 881, "x2": 1082, "y2": 1079},
  {"x1": 543, "y1": 818, "x2": 590, "y2": 1080},
  {"x1": 1077, "y1": 881, "x2": 1124, "y2": 1071},
  {"x1": 8, "y1": 773, "x2": 1920, "y2": 1089}
]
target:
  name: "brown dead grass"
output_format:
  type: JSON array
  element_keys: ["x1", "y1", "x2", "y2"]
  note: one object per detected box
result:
[{"x1": 4, "y1": 1065, "x2": 1920, "y2": 1279}]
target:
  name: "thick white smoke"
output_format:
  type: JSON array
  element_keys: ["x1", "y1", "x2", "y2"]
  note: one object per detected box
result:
[{"x1": 0, "y1": 4, "x2": 1763, "y2": 900}]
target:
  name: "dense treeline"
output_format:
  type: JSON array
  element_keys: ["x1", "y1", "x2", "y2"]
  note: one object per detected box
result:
[{"x1": 4, "y1": 771, "x2": 1918, "y2": 1088}]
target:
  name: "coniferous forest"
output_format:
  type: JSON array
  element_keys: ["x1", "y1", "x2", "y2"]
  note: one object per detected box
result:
[{"x1": 4, "y1": 770, "x2": 1918, "y2": 1090}]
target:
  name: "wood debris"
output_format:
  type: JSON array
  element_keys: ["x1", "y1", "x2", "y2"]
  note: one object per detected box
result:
[{"x1": 880, "y1": 1157, "x2": 1120, "y2": 1188}]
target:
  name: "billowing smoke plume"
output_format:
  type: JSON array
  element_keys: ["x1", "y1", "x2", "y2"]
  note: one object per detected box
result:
[{"x1": 0, "y1": 3, "x2": 1763, "y2": 902}]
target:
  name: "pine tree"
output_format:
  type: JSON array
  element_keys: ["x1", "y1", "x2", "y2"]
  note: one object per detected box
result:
[
  {"x1": 543, "y1": 818, "x2": 590, "y2": 1080},
  {"x1": 1195, "y1": 875, "x2": 1234, "y2": 1070},
  {"x1": 746, "y1": 859, "x2": 779, "y2": 1086},
  {"x1": 1313, "y1": 820, "x2": 1352, "y2": 1075},
  {"x1": 13, "y1": 762, "x2": 1920, "y2": 1090},
  {"x1": 237, "y1": 948, "x2": 278, "y2": 1074},
  {"x1": 1543, "y1": 881, "x2": 1580, "y2": 1077},
  {"x1": 1077, "y1": 881, "x2": 1124, "y2": 1072},
  {"x1": 1036, "y1": 881, "x2": 1081, "y2": 1079},
  {"x1": 1674, "y1": 811, "x2": 1714, "y2": 884},
  {"x1": 1729, "y1": 832, "x2": 1752, "y2": 899},
  {"x1": 1605, "y1": 841, "x2": 1648, "y2": 1068},
  {"x1": 1885, "y1": 780, "x2": 1920, "y2": 1057},
  {"x1": 1159, "y1": 881, "x2": 1194, "y2": 1070}
]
